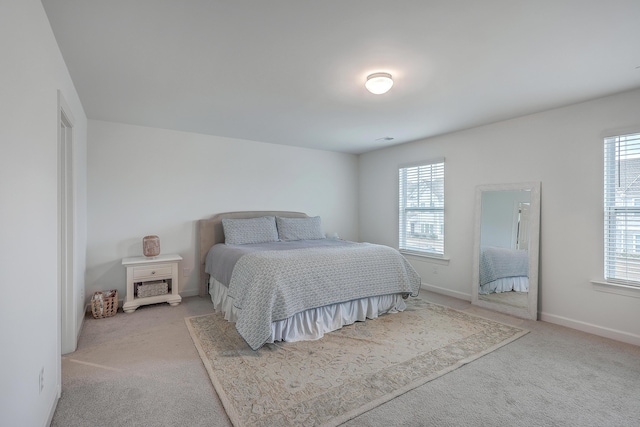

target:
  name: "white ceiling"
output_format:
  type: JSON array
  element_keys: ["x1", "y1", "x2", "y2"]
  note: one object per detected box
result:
[{"x1": 42, "y1": 0, "x2": 640, "y2": 154}]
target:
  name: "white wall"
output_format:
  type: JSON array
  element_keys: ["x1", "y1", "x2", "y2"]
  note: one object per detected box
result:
[
  {"x1": 480, "y1": 190, "x2": 530, "y2": 249},
  {"x1": 0, "y1": 1, "x2": 87, "y2": 425},
  {"x1": 359, "y1": 88, "x2": 640, "y2": 346},
  {"x1": 86, "y1": 120, "x2": 359, "y2": 299}
]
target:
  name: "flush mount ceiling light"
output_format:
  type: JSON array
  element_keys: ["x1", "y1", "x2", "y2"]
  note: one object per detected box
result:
[{"x1": 365, "y1": 72, "x2": 393, "y2": 94}]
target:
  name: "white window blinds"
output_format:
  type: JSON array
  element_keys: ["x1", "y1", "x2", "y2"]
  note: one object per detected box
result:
[
  {"x1": 399, "y1": 160, "x2": 445, "y2": 256},
  {"x1": 604, "y1": 132, "x2": 640, "y2": 286}
]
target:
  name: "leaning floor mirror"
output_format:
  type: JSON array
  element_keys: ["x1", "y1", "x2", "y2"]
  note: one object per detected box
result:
[{"x1": 471, "y1": 182, "x2": 541, "y2": 320}]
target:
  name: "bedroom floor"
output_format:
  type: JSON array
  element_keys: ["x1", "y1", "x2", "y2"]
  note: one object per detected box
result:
[
  {"x1": 51, "y1": 291, "x2": 640, "y2": 427},
  {"x1": 478, "y1": 290, "x2": 528, "y2": 308}
]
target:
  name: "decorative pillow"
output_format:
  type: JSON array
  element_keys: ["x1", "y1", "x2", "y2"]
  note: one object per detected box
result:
[
  {"x1": 222, "y1": 216, "x2": 279, "y2": 245},
  {"x1": 276, "y1": 216, "x2": 325, "y2": 241}
]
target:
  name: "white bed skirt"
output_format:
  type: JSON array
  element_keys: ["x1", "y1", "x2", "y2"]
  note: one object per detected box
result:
[
  {"x1": 479, "y1": 276, "x2": 529, "y2": 295},
  {"x1": 208, "y1": 277, "x2": 407, "y2": 344}
]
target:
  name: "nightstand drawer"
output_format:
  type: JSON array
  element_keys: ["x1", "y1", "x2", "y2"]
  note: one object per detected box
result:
[{"x1": 132, "y1": 264, "x2": 173, "y2": 280}]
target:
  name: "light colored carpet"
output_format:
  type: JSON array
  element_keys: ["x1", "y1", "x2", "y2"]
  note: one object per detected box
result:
[
  {"x1": 186, "y1": 297, "x2": 528, "y2": 427},
  {"x1": 51, "y1": 293, "x2": 640, "y2": 426},
  {"x1": 479, "y1": 291, "x2": 528, "y2": 308}
]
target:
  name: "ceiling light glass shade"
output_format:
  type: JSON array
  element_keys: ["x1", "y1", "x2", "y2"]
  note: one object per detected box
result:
[{"x1": 365, "y1": 73, "x2": 393, "y2": 94}]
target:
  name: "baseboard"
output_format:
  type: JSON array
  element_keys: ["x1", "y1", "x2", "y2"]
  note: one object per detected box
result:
[
  {"x1": 540, "y1": 311, "x2": 640, "y2": 347},
  {"x1": 45, "y1": 389, "x2": 59, "y2": 427},
  {"x1": 84, "y1": 289, "x2": 204, "y2": 317},
  {"x1": 423, "y1": 285, "x2": 640, "y2": 347},
  {"x1": 420, "y1": 283, "x2": 471, "y2": 301},
  {"x1": 180, "y1": 289, "x2": 200, "y2": 298}
]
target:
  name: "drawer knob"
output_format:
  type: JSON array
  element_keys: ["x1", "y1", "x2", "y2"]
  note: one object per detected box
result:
[{"x1": 151, "y1": 271, "x2": 156, "y2": 275}]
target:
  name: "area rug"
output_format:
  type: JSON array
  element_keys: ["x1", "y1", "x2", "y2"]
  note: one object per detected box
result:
[{"x1": 185, "y1": 297, "x2": 528, "y2": 427}]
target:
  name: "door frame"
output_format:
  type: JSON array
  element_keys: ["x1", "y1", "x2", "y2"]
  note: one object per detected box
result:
[{"x1": 58, "y1": 91, "x2": 76, "y2": 361}]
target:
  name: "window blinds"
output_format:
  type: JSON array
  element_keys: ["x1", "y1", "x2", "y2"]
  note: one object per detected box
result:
[
  {"x1": 604, "y1": 132, "x2": 640, "y2": 286},
  {"x1": 398, "y1": 161, "x2": 445, "y2": 256}
]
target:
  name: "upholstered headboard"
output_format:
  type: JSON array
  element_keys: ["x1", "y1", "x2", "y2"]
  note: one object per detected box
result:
[{"x1": 197, "y1": 211, "x2": 308, "y2": 297}]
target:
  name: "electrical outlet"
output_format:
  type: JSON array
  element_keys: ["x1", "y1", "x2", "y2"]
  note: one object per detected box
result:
[
  {"x1": 183, "y1": 267, "x2": 192, "y2": 277},
  {"x1": 39, "y1": 367, "x2": 44, "y2": 393},
  {"x1": 432, "y1": 266, "x2": 438, "y2": 274}
]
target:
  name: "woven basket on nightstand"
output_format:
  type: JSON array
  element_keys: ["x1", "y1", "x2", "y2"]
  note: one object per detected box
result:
[
  {"x1": 91, "y1": 290, "x2": 119, "y2": 319},
  {"x1": 136, "y1": 280, "x2": 169, "y2": 298}
]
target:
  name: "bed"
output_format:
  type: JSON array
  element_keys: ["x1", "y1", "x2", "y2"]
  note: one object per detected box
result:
[
  {"x1": 479, "y1": 246, "x2": 529, "y2": 295},
  {"x1": 198, "y1": 211, "x2": 421, "y2": 350}
]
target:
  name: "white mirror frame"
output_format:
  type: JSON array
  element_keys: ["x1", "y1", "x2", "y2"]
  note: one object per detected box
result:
[{"x1": 471, "y1": 182, "x2": 541, "y2": 320}]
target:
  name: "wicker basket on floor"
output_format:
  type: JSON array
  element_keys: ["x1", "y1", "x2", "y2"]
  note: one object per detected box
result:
[{"x1": 91, "y1": 290, "x2": 119, "y2": 319}]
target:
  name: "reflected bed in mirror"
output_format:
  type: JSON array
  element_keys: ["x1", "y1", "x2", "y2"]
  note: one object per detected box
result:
[{"x1": 472, "y1": 182, "x2": 541, "y2": 320}]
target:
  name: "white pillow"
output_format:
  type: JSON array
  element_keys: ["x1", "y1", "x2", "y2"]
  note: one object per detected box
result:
[
  {"x1": 222, "y1": 216, "x2": 279, "y2": 245},
  {"x1": 276, "y1": 216, "x2": 325, "y2": 241}
]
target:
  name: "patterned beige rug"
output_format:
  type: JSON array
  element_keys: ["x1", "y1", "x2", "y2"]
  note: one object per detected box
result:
[{"x1": 186, "y1": 298, "x2": 528, "y2": 427}]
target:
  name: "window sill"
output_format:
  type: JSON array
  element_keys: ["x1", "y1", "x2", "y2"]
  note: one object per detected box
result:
[
  {"x1": 590, "y1": 280, "x2": 640, "y2": 299},
  {"x1": 400, "y1": 250, "x2": 450, "y2": 265}
]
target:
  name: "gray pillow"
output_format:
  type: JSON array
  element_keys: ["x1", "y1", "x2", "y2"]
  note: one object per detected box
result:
[
  {"x1": 222, "y1": 216, "x2": 279, "y2": 245},
  {"x1": 276, "y1": 216, "x2": 325, "y2": 241}
]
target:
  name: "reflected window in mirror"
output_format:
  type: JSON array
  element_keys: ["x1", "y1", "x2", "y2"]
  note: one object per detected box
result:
[
  {"x1": 398, "y1": 160, "x2": 445, "y2": 257},
  {"x1": 604, "y1": 132, "x2": 640, "y2": 288}
]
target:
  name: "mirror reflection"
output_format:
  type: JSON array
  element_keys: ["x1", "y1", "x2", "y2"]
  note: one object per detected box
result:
[
  {"x1": 478, "y1": 190, "x2": 530, "y2": 309},
  {"x1": 472, "y1": 183, "x2": 540, "y2": 320}
]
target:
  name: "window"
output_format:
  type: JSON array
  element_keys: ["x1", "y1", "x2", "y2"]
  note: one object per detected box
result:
[
  {"x1": 399, "y1": 160, "x2": 445, "y2": 256},
  {"x1": 604, "y1": 132, "x2": 640, "y2": 286}
]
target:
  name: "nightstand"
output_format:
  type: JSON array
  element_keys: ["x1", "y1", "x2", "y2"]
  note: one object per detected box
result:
[{"x1": 122, "y1": 254, "x2": 182, "y2": 313}]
